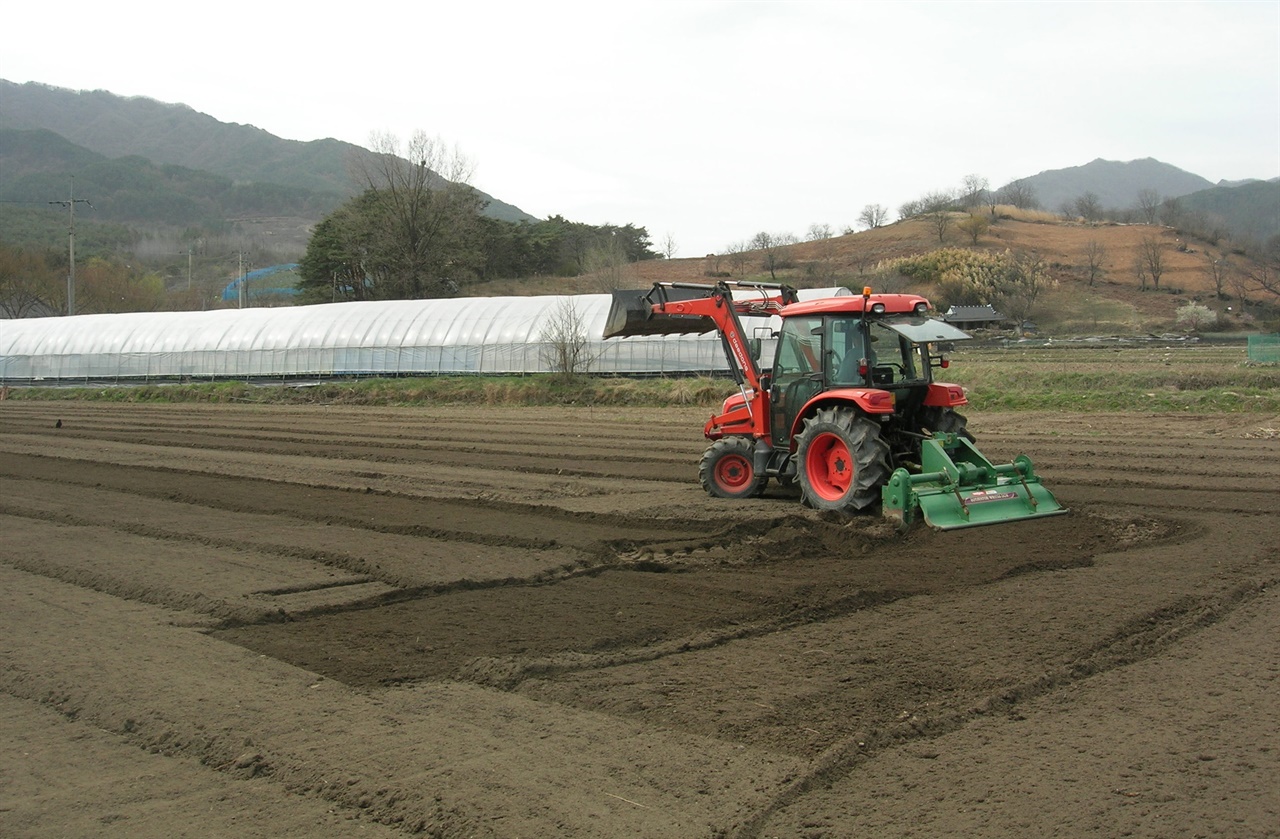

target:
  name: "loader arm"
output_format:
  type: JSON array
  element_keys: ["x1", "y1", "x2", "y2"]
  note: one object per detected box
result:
[{"x1": 604, "y1": 281, "x2": 797, "y2": 394}]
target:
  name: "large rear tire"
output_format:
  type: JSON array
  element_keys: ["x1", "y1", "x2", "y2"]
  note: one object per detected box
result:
[
  {"x1": 796, "y1": 408, "x2": 890, "y2": 512},
  {"x1": 699, "y1": 437, "x2": 766, "y2": 499},
  {"x1": 922, "y1": 407, "x2": 975, "y2": 442}
]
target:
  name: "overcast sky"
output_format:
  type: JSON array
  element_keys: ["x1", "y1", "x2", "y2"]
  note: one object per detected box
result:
[{"x1": 6, "y1": 0, "x2": 1278, "y2": 255}]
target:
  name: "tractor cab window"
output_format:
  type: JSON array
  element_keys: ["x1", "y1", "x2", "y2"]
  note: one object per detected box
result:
[
  {"x1": 828, "y1": 317, "x2": 868, "y2": 385},
  {"x1": 867, "y1": 322, "x2": 928, "y2": 386},
  {"x1": 772, "y1": 316, "x2": 824, "y2": 384}
]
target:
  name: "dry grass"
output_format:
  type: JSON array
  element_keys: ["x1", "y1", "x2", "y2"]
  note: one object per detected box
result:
[{"x1": 992, "y1": 205, "x2": 1062, "y2": 224}]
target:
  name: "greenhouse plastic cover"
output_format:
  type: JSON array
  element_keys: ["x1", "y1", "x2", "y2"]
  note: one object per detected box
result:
[{"x1": 0, "y1": 288, "x2": 849, "y2": 382}]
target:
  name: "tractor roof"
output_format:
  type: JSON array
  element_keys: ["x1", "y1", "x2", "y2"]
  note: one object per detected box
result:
[{"x1": 782, "y1": 293, "x2": 931, "y2": 318}]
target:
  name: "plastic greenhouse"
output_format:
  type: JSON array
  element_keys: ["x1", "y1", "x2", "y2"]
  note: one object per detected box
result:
[{"x1": 0, "y1": 289, "x2": 850, "y2": 383}]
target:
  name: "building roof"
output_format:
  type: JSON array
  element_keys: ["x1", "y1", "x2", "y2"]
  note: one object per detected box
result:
[{"x1": 942, "y1": 305, "x2": 1006, "y2": 324}]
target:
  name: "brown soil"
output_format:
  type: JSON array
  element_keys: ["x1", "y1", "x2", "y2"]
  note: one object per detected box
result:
[{"x1": 2, "y1": 402, "x2": 1277, "y2": 837}]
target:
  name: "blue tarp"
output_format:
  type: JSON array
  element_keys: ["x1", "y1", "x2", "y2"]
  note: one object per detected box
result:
[{"x1": 221, "y1": 264, "x2": 300, "y2": 301}]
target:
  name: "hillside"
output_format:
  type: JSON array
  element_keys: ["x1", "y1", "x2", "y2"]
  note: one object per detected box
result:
[
  {"x1": 0, "y1": 80, "x2": 536, "y2": 224},
  {"x1": 1178, "y1": 179, "x2": 1280, "y2": 244},
  {"x1": 0, "y1": 128, "x2": 342, "y2": 225},
  {"x1": 478, "y1": 212, "x2": 1277, "y2": 336}
]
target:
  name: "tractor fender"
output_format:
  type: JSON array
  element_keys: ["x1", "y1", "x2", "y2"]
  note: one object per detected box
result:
[
  {"x1": 923, "y1": 382, "x2": 968, "y2": 407},
  {"x1": 789, "y1": 388, "x2": 895, "y2": 442}
]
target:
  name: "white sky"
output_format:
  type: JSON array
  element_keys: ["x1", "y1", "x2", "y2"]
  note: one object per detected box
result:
[{"x1": 5, "y1": 0, "x2": 1278, "y2": 256}]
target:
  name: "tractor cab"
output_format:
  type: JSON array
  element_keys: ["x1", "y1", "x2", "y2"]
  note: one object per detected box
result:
[{"x1": 767, "y1": 294, "x2": 971, "y2": 450}]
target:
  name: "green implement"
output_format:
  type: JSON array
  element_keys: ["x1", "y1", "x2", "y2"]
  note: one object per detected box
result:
[{"x1": 881, "y1": 432, "x2": 1067, "y2": 530}]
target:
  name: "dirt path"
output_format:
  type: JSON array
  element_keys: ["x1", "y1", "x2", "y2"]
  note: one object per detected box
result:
[{"x1": 1, "y1": 402, "x2": 1276, "y2": 837}]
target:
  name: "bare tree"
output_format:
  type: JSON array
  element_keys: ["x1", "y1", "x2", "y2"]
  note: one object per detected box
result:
[
  {"x1": 661, "y1": 232, "x2": 678, "y2": 260},
  {"x1": 1133, "y1": 255, "x2": 1149, "y2": 291},
  {"x1": 1247, "y1": 258, "x2": 1279, "y2": 302},
  {"x1": 751, "y1": 231, "x2": 797, "y2": 280},
  {"x1": 1227, "y1": 260, "x2": 1254, "y2": 310},
  {"x1": 1084, "y1": 239, "x2": 1106, "y2": 287},
  {"x1": 929, "y1": 207, "x2": 953, "y2": 243},
  {"x1": 1138, "y1": 235, "x2": 1166, "y2": 290},
  {"x1": 351, "y1": 131, "x2": 482, "y2": 298},
  {"x1": 996, "y1": 178, "x2": 1039, "y2": 210},
  {"x1": 1136, "y1": 189, "x2": 1161, "y2": 225},
  {"x1": 899, "y1": 189, "x2": 955, "y2": 223},
  {"x1": 806, "y1": 223, "x2": 834, "y2": 241},
  {"x1": 961, "y1": 174, "x2": 989, "y2": 210},
  {"x1": 0, "y1": 245, "x2": 56, "y2": 318},
  {"x1": 539, "y1": 298, "x2": 597, "y2": 381},
  {"x1": 1205, "y1": 250, "x2": 1231, "y2": 299},
  {"x1": 858, "y1": 203, "x2": 889, "y2": 229},
  {"x1": 1073, "y1": 192, "x2": 1104, "y2": 223},
  {"x1": 920, "y1": 190, "x2": 958, "y2": 213},
  {"x1": 725, "y1": 240, "x2": 750, "y2": 277}
]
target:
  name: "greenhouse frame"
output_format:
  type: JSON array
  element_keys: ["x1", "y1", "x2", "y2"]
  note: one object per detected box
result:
[{"x1": 0, "y1": 289, "x2": 850, "y2": 383}]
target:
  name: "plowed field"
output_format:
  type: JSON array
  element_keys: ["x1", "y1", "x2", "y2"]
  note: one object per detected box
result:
[{"x1": 2, "y1": 401, "x2": 1277, "y2": 838}]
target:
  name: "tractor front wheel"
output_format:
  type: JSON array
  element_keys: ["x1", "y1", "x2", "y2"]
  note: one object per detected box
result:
[
  {"x1": 699, "y1": 437, "x2": 765, "y2": 499},
  {"x1": 796, "y1": 408, "x2": 890, "y2": 512}
]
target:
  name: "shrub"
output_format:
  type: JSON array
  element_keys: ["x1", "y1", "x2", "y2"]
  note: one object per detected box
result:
[{"x1": 1175, "y1": 301, "x2": 1218, "y2": 332}]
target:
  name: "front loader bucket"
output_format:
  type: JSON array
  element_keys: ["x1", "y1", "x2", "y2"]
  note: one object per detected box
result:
[
  {"x1": 882, "y1": 434, "x2": 1067, "y2": 531},
  {"x1": 602, "y1": 287, "x2": 719, "y2": 339}
]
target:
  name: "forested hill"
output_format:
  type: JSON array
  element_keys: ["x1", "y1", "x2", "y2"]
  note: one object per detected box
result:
[
  {"x1": 0, "y1": 80, "x2": 536, "y2": 224},
  {"x1": 1, "y1": 128, "x2": 343, "y2": 226}
]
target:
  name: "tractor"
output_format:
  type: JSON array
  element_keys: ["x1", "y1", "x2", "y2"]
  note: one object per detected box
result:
[{"x1": 603, "y1": 280, "x2": 1065, "y2": 530}]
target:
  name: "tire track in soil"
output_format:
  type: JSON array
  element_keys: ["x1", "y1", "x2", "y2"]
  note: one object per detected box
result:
[
  {"x1": 727, "y1": 572, "x2": 1279, "y2": 839},
  {"x1": 0, "y1": 477, "x2": 604, "y2": 597},
  {"x1": 213, "y1": 511, "x2": 1143, "y2": 690},
  {"x1": 0, "y1": 403, "x2": 705, "y2": 480},
  {"x1": 0, "y1": 451, "x2": 716, "y2": 556}
]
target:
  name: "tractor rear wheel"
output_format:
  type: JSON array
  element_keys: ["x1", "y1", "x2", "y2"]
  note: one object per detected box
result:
[
  {"x1": 699, "y1": 437, "x2": 765, "y2": 499},
  {"x1": 922, "y1": 407, "x2": 975, "y2": 442},
  {"x1": 796, "y1": 408, "x2": 890, "y2": 512}
]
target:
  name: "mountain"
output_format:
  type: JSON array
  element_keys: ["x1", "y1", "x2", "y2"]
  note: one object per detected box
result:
[
  {"x1": 1002, "y1": 158, "x2": 1215, "y2": 214},
  {"x1": 1, "y1": 128, "x2": 342, "y2": 225},
  {"x1": 1177, "y1": 179, "x2": 1280, "y2": 244},
  {"x1": 0, "y1": 79, "x2": 536, "y2": 224}
]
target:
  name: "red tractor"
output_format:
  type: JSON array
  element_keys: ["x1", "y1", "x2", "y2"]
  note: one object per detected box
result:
[{"x1": 604, "y1": 281, "x2": 1064, "y2": 529}]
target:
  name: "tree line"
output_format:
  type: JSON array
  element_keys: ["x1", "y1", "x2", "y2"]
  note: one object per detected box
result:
[
  {"x1": 0, "y1": 243, "x2": 172, "y2": 318},
  {"x1": 296, "y1": 132, "x2": 657, "y2": 304}
]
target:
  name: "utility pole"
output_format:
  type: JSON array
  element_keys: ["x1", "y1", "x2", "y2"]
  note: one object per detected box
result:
[{"x1": 49, "y1": 177, "x2": 93, "y2": 316}]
